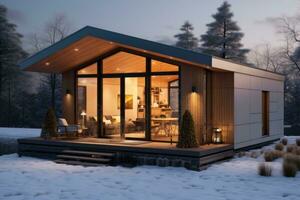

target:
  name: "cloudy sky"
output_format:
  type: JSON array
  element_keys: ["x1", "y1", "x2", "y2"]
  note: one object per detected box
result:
[{"x1": 2, "y1": 0, "x2": 300, "y2": 50}]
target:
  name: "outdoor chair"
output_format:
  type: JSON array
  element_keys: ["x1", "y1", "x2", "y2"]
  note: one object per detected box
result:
[{"x1": 57, "y1": 118, "x2": 82, "y2": 137}]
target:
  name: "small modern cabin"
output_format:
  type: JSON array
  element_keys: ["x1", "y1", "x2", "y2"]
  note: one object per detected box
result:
[{"x1": 19, "y1": 26, "x2": 284, "y2": 153}]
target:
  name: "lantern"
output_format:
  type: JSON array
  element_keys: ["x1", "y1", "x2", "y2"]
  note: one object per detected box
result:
[{"x1": 212, "y1": 128, "x2": 223, "y2": 144}]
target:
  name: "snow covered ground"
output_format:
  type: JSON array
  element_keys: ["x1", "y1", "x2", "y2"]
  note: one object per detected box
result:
[
  {"x1": 0, "y1": 127, "x2": 40, "y2": 139},
  {"x1": 1, "y1": 141, "x2": 300, "y2": 200},
  {"x1": 0, "y1": 127, "x2": 40, "y2": 155}
]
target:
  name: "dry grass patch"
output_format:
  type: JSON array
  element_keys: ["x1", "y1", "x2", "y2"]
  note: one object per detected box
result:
[
  {"x1": 258, "y1": 163, "x2": 272, "y2": 177},
  {"x1": 283, "y1": 161, "x2": 297, "y2": 177},
  {"x1": 284, "y1": 153, "x2": 300, "y2": 170},
  {"x1": 296, "y1": 138, "x2": 300, "y2": 147},
  {"x1": 264, "y1": 151, "x2": 274, "y2": 162},
  {"x1": 295, "y1": 148, "x2": 300, "y2": 156},
  {"x1": 281, "y1": 138, "x2": 288, "y2": 145},
  {"x1": 275, "y1": 143, "x2": 284, "y2": 151},
  {"x1": 237, "y1": 151, "x2": 246, "y2": 158},
  {"x1": 264, "y1": 150, "x2": 283, "y2": 162},
  {"x1": 250, "y1": 151, "x2": 260, "y2": 159},
  {"x1": 286, "y1": 145, "x2": 297, "y2": 153}
]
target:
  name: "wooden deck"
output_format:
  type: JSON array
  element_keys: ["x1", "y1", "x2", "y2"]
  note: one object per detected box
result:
[{"x1": 18, "y1": 137, "x2": 234, "y2": 170}]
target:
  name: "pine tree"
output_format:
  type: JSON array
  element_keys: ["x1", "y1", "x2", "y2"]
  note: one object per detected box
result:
[
  {"x1": 200, "y1": 1, "x2": 249, "y2": 63},
  {"x1": 0, "y1": 5, "x2": 28, "y2": 126},
  {"x1": 174, "y1": 21, "x2": 198, "y2": 51},
  {"x1": 177, "y1": 110, "x2": 198, "y2": 148},
  {"x1": 41, "y1": 108, "x2": 57, "y2": 138}
]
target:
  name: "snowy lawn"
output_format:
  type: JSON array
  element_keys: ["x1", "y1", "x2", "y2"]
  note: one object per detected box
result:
[
  {"x1": 1, "y1": 142, "x2": 300, "y2": 200},
  {"x1": 0, "y1": 127, "x2": 40, "y2": 155},
  {"x1": 0, "y1": 127, "x2": 40, "y2": 139}
]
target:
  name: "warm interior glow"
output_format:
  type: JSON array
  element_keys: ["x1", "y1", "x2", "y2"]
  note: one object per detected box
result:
[
  {"x1": 77, "y1": 78, "x2": 97, "y2": 135},
  {"x1": 151, "y1": 60, "x2": 178, "y2": 72},
  {"x1": 76, "y1": 52, "x2": 179, "y2": 141},
  {"x1": 77, "y1": 63, "x2": 97, "y2": 74},
  {"x1": 103, "y1": 52, "x2": 146, "y2": 74}
]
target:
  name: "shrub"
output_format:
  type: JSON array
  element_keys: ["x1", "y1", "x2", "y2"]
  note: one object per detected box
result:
[
  {"x1": 274, "y1": 143, "x2": 284, "y2": 151},
  {"x1": 284, "y1": 153, "x2": 300, "y2": 170},
  {"x1": 272, "y1": 150, "x2": 284, "y2": 159},
  {"x1": 296, "y1": 138, "x2": 300, "y2": 147},
  {"x1": 237, "y1": 151, "x2": 246, "y2": 158},
  {"x1": 258, "y1": 163, "x2": 272, "y2": 177},
  {"x1": 283, "y1": 161, "x2": 297, "y2": 177},
  {"x1": 177, "y1": 110, "x2": 198, "y2": 148},
  {"x1": 250, "y1": 151, "x2": 260, "y2": 159},
  {"x1": 295, "y1": 148, "x2": 300, "y2": 156},
  {"x1": 281, "y1": 138, "x2": 288, "y2": 145},
  {"x1": 264, "y1": 151, "x2": 274, "y2": 162},
  {"x1": 264, "y1": 150, "x2": 283, "y2": 162},
  {"x1": 286, "y1": 145, "x2": 296, "y2": 153},
  {"x1": 40, "y1": 108, "x2": 57, "y2": 139}
]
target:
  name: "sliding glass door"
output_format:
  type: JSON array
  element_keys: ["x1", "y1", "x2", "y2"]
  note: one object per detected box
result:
[
  {"x1": 102, "y1": 78, "x2": 121, "y2": 139},
  {"x1": 124, "y1": 77, "x2": 146, "y2": 139},
  {"x1": 76, "y1": 50, "x2": 180, "y2": 141}
]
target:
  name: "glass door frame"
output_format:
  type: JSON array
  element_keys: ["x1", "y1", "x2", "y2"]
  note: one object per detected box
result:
[
  {"x1": 101, "y1": 74, "x2": 147, "y2": 140},
  {"x1": 76, "y1": 47, "x2": 181, "y2": 142}
]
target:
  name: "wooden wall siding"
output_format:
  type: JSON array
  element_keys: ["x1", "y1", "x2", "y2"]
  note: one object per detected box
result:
[
  {"x1": 205, "y1": 71, "x2": 213, "y2": 144},
  {"x1": 181, "y1": 66, "x2": 206, "y2": 145},
  {"x1": 211, "y1": 72, "x2": 234, "y2": 144},
  {"x1": 62, "y1": 71, "x2": 75, "y2": 124}
]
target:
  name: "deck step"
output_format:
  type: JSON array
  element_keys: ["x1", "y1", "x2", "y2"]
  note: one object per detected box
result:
[
  {"x1": 62, "y1": 150, "x2": 114, "y2": 158},
  {"x1": 54, "y1": 159, "x2": 104, "y2": 167},
  {"x1": 56, "y1": 154, "x2": 111, "y2": 163}
]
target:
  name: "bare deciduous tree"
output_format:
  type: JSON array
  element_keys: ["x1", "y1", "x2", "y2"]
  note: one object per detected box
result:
[
  {"x1": 248, "y1": 43, "x2": 284, "y2": 72},
  {"x1": 28, "y1": 14, "x2": 71, "y2": 110},
  {"x1": 275, "y1": 16, "x2": 300, "y2": 73}
]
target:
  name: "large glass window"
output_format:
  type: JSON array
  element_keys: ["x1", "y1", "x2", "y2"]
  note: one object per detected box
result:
[
  {"x1": 77, "y1": 78, "x2": 97, "y2": 136},
  {"x1": 75, "y1": 51, "x2": 180, "y2": 142},
  {"x1": 151, "y1": 75, "x2": 179, "y2": 142},
  {"x1": 125, "y1": 77, "x2": 146, "y2": 139},
  {"x1": 151, "y1": 60, "x2": 178, "y2": 72},
  {"x1": 77, "y1": 63, "x2": 97, "y2": 75},
  {"x1": 103, "y1": 52, "x2": 146, "y2": 74},
  {"x1": 103, "y1": 78, "x2": 121, "y2": 139}
]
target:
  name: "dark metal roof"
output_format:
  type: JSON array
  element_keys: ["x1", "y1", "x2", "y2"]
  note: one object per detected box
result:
[{"x1": 19, "y1": 26, "x2": 212, "y2": 69}]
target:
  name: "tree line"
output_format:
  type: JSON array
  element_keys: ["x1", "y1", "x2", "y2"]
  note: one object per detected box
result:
[{"x1": 0, "y1": 1, "x2": 300, "y2": 132}]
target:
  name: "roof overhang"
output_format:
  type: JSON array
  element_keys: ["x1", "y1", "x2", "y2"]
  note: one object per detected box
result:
[
  {"x1": 19, "y1": 26, "x2": 285, "y2": 81},
  {"x1": 20, "y1": 26, "x2": 212, "y2": 73},
  {"x1": 212, "y1": 57, "x2": 285, "y2": 81}
]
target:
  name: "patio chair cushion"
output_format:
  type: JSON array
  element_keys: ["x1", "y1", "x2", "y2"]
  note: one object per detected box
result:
[
  {"x1": 103, "y1": 119, "x2": 111, "y2": 125},
  {"x1": 58, "y1": 118, "x2": 68, "y2": 126},
  {"x1": 66, "y1": 125, "x2": 81, "y2": 133}
]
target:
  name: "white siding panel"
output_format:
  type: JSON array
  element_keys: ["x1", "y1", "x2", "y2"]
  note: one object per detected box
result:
[
  {"x1": 234, "y1": 124, "x2": 250, "y2": 143},
  {"x1": 234, "y1": 73, "x2": 284, "y2": 149},
  {"x1": 234, "y1": 73, "x2": 250, "y2": 89},
  {"x1": 234, "y1": 88, "x2": 250, "y2": 125},
  {"x1": 250, "y1": 123, "x2": 262, "y2": 140}
]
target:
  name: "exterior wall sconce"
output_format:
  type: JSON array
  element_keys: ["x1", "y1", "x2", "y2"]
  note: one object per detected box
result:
[
  {"x1": 212, "y1": 128, "x2": 223, "y2": 144},
  {"x1": 192, "y1": 86, "x2": 197, "y2": 93},
  {"x1": 65, "y1": 89, "x2": 71, "y2": 95}
]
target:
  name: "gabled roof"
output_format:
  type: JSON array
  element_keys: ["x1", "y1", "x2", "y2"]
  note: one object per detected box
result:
[
  {"x1": 19, "y1": 26, "x2": 211, "y2": 70},
  {"x1": 19, "y1": 26, "x2": 284, "y2": 81}
]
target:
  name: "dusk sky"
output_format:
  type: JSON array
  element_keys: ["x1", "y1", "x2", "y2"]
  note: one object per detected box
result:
[{"x1": 2, "y1": 0, "x2": 300, "y2": 49}]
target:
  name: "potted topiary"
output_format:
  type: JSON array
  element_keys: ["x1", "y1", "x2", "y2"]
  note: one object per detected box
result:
[
  {"x1": 177, "y1": 110, "x2": 198, "y2": 148},
  {"x1": 40, "y1": 108, "x2": 57, "y2": 139}
]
